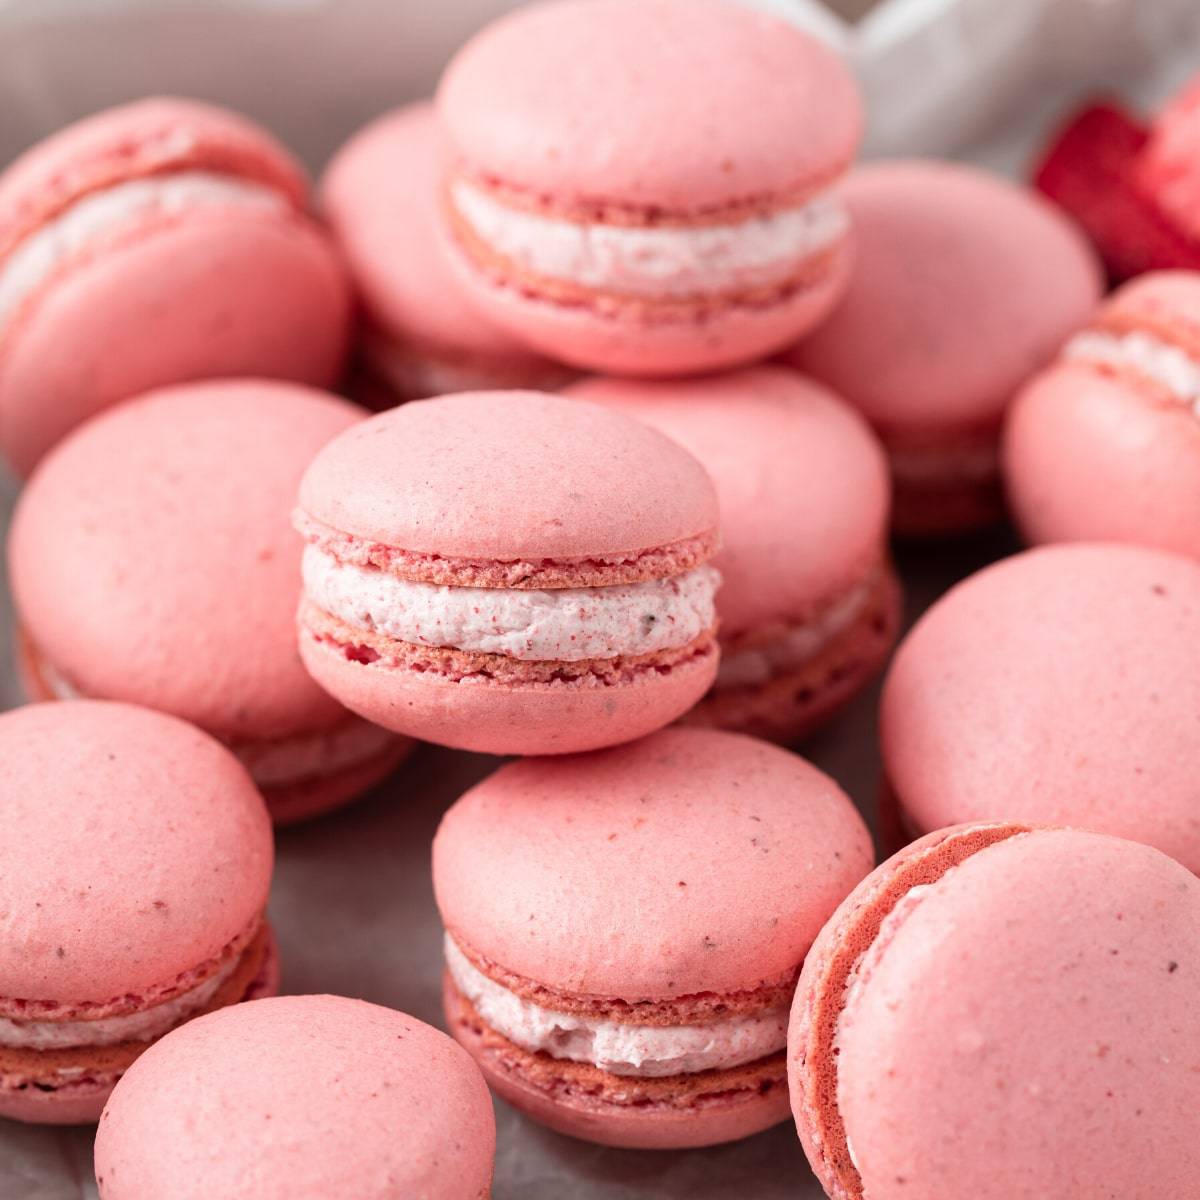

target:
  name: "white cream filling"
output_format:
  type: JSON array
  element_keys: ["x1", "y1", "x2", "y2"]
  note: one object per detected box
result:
[
  {"x1": 0, "y1": 171, "x2": 288, "y2": 327},
  {"x1": 1064, "y1": 328, "x2": 1200, "y2": 414},
  {"x1": 302, "y1": 545, "x2": 718, "y2": 662},
  {"x1": 716, "y1": 574, "x2": 876, "y2": 690},
  {"x1": 445, "y1": 937, "x2": 787, "y2": 1078},
  {"x1": 450, "y1": 179, "x2": 847, "y2": 300},
  {"x1": 0, "y1": 954, "x2": 238, "y2": 1051}
]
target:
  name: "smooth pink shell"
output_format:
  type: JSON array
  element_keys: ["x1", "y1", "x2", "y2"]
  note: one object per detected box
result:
[
  {"x1": 321, "y1": 100, "x2": 546, "y2": 366},
  {"x1": 94, "y1": 995, "x2": 495, "y2": 1200},
  {"x1": 788, "y1": 160, "x2": 1102, "y2": 438},
  {"x1": 433, "y1": 727, "x2": 873, "y2": 998},
  {"x1": 297, "y1": 390, "x2": 718, "y2": 560},
  {"x1": 569, "y1": 366, "x2": 890, "y2": 636},
  {"x1": 792, "y1": 828, "x2": 1200, "y2": 1199},
  {"x1": 437, "y1": 0, "x2": 860, "y2": 213},
  {"x1": 881, "y1": 543, "x2": 1200, "y2": 873},
  {"x1": 0, "y1": 701, "x2": 272, "y2": 1004},
  {"x1": 11, "y1": 380, "x2": 362, "y2": 743}
]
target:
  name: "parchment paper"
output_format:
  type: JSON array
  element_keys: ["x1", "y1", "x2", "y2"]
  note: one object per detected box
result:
[{"x1": 0, "y1": 1, "x2": 1198, "y2": 1195}]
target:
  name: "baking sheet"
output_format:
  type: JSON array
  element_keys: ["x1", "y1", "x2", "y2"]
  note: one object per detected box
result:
[{"x1": 0, "y1": 0, "x2": 1198, "y2": 1195}]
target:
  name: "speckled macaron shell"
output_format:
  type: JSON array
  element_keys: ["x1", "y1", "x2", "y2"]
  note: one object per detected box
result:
[
  {"x1": 0, "y1": 97, "x2": 351, "y2": 476},
  {"x1": 94, "y1": 995, "x2": 495, "y2": 1200},
  {"x1": 436, "y1": 0, "x2": 861, "y2": 376},
  {"x1": 321, "y1": 101, "x2": 560, "y2": 400},
  {"x1": 1005, "y1": 271, "x2": 1200, "y2": 559},
  {"x1": 789, "y1": 824, "x2": 1200, "y2": 1200},
  {"x1": 880, "y1": 542, "x2": 1200, "y2": 873}
]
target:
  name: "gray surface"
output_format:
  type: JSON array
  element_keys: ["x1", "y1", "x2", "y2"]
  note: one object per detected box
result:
[{"x1": 0, "y1": 451, "x2": 1015, "y2": 1197}]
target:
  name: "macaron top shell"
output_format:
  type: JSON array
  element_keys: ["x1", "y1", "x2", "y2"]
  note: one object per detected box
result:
[
  {"x1": 321, "y1": 101, "x2": 537, "y2": 361},
  {"x1": 94, "y1": 995, "x2": 495, "y2": 1200},
  {"x1": 298, "y1": 390, "x2": 718, "y2": 561},
  {"x1": 0, "y1": 702, "x2": 272, "y2": 1006},
  {"x1": 790, "y1": 159, "x2": 1102, "y2": 436},
  {"x1": 0, "y1": 96, "x2": 308, "y2": 259},
  {"x1": 1093, "y1": 267, "x2": 1200, "y2": 344},
  {"x1": 433, "y1": 727, "x2": 873, "y2": 999},
  {"x1": 438, "y1": 0, "x2": 861, "y2": 213},
  {"x1": 881, "y1": 542, "x2": 1200, "y2": 872},
  {"x1": 11, "y1": 380, "x2": 362, "y2": 742},
  {"x1": 569, "y1": 367, "x2": 889, "y2": 636}
]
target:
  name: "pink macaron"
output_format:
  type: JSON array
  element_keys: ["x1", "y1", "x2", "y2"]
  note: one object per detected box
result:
[
  {"x1": 322, "y1": 100, "x2": 568, "y2": 406},
  {"x1": 570, "y1": 366, "x2": 900, "y2": 743},
  {"x1": 787, "y1": 160, "x2": 1103, "y2": 535},
  {"x1": 0, "y1": 97, "x2": 351, "y2": 476},
  {"x1": 1005, "y1": 270, "x2": 1200, "y2": 558},
  {"x1": 879, "y1": 542, "x2": 1200, "y2": 872},
  {"x1": 94, "y1": 995, "x2": 495, "y2": 1199},
  {"x1": 436, "y1": 0, "x2": 861, "y2": 376},
  {"x1": 433, "y1": 727, "x2": 873, "y2": 1149},
  {"x1": 0, "y1": 701, "x2": 276, "y2": 1125},
  {"x1": 790, "y1": 822, "x2": 1200, "y2": 1199},
  {"x1": 9, "y1": 379, "x2": 414, "y2": 824},
  {"x1": 293, "y1": 390, "x2": 721, "y2": 755}
]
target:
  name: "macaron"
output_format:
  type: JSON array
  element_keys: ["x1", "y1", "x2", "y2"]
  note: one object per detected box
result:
[
  {"x1": 787, "y1": 160, "x2": 1103, "y2": 535},
  {"x1": 1135, "y1": 76, "x2": 1200, "y2": 244},
  {"x1": 790, "y1": 823, "x2": 1200, "y2": 1199},
  {"x1": 879, "y1": 542, "x2": 1200, "y2": 872},
  {"x1": 570, "y1": 366, "x2": 899, "y2": 743},
  {"x1": 1005, "y1": 270, "x2": 1200, "y2": 559},
  {"x1": 322, "y1": 100, "x2": 568, "y2": 406},
  {"x1": 10, "y1": 379, "x2": 413, "y2": 824},
  {"x1": 433, "y1": 727, "x2": 874, "y2": 1149},
  {"x1": 436, "y1": 0, "x2": 861, "y2": 376},
  {"x1": 0, "y1": 97, "x2": 351, "y2": 476},
  {"x1": 0, "y1": 701, "x2": 276, "y2": 1125},
  {"x1": 94, "y1": 995, "x2": 495, "y2": 1199},
  {"x1": 293, "y1": 390, "x2": 721, "y2": 755}
]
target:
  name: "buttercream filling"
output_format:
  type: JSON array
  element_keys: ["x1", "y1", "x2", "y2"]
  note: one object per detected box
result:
[
  {"x1": 450, "y1": 178, "x2": 847, "y2": 300},
  {"x1": 0, "y1": 171, "x2": 289, "y2": 327},
  {"x1": 1064, "y1": 328, "x2": 1200, "y2": 413},
  {"x1": 445, "y1": 937, "x2": 788, "y2": 1079},
  {"x1": 302, "y1": 545, "x2": 719, "y2": 662},
  {"x1": 0, "y1": 954, "x2": 239, "y2": 1051},
  {"x1": 715, "y1": 573, "x2": 877, "y2": 690},
  {"x1": 33, "y1": 657, "x2": 398, "y2": 788}
]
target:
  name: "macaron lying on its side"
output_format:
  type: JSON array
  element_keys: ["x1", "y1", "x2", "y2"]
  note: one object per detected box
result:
[
  {"x1": 0, "y1": 97, "x2": 351, "y2": 475},
  {"x1": 790, "y1": 823, "x2": 1200, "y2": 1199},
  {"x1": 879, "y1": 542, "x2": 1200, "y2": 871},
  {"x1": 436, "y1": 0, "x2": 862, "y2": 376},
  {"x1": 1005, "y1": 270, "x2": 1200, "y2": 558},
  {"x1": 571, "y1": 366, "x2": 899, "y2": 743},
  {"x1": 94, "y1": 995, "x2": 495, "y2": 1199},
  {"x1": 434, "y1": 728, "x2": 873, "y2": 1149},
  {"x1": 788, "y1": 160, "x2": 1102, "y2": 535},
  {"x1": 293, "y1": 391, "x2": 722, "y2": 755},
  {"x1": 10, "y1": 380, "x2": 414, "y2": 824},
  {"x1": 322, "y1": 100, "x2": 568, "y2": 406},
  {"x1": 0, "y1": 702, "x2": 276, "y2": 1125}
]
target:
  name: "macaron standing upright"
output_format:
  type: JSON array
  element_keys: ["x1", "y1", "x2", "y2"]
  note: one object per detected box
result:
[
  {"x1": 434, "y1": 727, "x2": 874, "y2": 1149},
  {"x1": 790, "y1": 823, "x2": 1200, "y2": 1199},
  {"x1": 1005, "y1": 270, "x2": 1200, "y2": 558},
  {"x1": 0, "y1": 702, "x2": 276, "y2": 1125},
  {"x1": 788, "y1": 160, "x2": 1102, "y2": 535},
  {"x1": 571, "y1": 366, "x2": 899, "y2": 743},
  {"x1": 95, "y1": 995, "x2": 496, "y2": 1199},
  {"x1": 879, "y1": 542, "x2": 1200, "y2": 873},
  {"x1": 0, "y1": 97, "x2": 351, "y2": 475},
  {"x1": 322, "y1": 101, "x2": 568, "y2": 406},
  {"x1": 436, "y1": 0, "x2": 862, "y2": 376},
  {"x1": 10, "y1": 379, "x2": 413, "y2": 824},
  {"x1": 293, "y1": 390, "x2": 722, "y2": 756}
]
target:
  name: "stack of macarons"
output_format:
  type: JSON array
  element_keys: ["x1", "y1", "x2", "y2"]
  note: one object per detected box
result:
[{"x1": 0, "y1": 0, "x2": 1196, "y2": 1196}]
